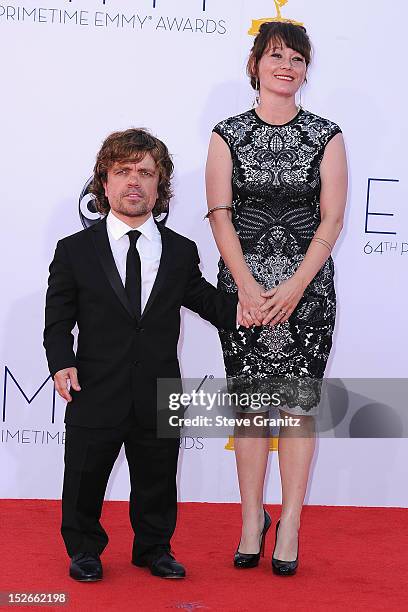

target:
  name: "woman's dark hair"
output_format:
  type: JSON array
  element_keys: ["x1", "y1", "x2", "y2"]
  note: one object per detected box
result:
[
  {"x1": 247, "y1": 22, "x2": 312, "y2": 89},
  {"x1": 91, "y1": 128, "x2": 174, "y2": 217}
]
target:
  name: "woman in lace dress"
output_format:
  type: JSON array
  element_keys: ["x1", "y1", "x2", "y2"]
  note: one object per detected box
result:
[{"x1": 205, "y1": 22, "x2": 347, "y2": 574}]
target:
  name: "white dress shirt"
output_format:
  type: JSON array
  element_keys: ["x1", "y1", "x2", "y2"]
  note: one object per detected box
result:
[{"x1": 106, "y1": 211, "x2": 162, "y2": 313}]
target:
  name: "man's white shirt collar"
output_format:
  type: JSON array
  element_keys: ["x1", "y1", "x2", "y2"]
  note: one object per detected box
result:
[{"x1": 106, "y1": 210, "x2": 159, "y2": 242}]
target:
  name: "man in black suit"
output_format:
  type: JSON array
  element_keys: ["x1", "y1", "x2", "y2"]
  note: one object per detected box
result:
[{"x1": 43, "y1": 129, "x2": 241, "y2": 581}]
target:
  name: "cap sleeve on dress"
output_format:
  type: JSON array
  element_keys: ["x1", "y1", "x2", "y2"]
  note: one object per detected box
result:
[
  {"x1": 212, "y1": 119, "x2": 234, "y2": 152},
  {"x1": 321, "y1": 120, "x2": 342, "y2": 148}
]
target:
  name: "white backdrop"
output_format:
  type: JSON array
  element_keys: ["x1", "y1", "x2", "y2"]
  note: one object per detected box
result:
[{"x1": 1, "y1": 0, "x2": 407, "y2": 506}]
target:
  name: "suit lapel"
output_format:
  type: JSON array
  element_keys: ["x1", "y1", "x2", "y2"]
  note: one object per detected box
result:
[
  {"x1": 90, "y1": 217, "x2": 135, "y2": 319},
  {"x1": 141, "y1": 222, "x2": 172, "y2": 319}
]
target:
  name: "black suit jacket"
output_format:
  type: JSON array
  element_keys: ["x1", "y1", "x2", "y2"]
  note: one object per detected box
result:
[{"x1": 43, "y1": 217, "x2": 237, "y2": 429}]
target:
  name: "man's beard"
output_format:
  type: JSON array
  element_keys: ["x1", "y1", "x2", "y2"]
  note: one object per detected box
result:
[{"x1": 116, "y1": 195, "x2": 152, "y2": 217}]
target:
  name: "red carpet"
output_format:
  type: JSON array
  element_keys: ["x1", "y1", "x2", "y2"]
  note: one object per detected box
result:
[{"x1": 0, "y1": 500, "x2": 406, "y2": 611}]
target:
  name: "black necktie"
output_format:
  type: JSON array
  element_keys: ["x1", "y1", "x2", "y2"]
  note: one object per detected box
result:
[{"x1": 125, "y1": 230, "x2": 142, "y2": 318}]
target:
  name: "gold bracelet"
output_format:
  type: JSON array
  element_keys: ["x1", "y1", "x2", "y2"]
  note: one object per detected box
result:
[
  {"x1": 204, "y1": 205, "x2": 233, "y2": 220},
  {"x1": 312, "y1": 238, "x2": 332, "y2": 252},
  {"x1": 315, "y1": 237, "x2": 332, "y2": 248}
]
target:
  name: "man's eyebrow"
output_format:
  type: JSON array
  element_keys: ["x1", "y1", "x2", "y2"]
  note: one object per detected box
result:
[
  {"x1": 113, "y1": 162, "x2": 132, "y2": 169},
  {"x1": 138, "y1": 165, "x2": 157, "y2": 172},
  {"x1": 113, "y1": 161, "x2": 156, "y2": 169}
]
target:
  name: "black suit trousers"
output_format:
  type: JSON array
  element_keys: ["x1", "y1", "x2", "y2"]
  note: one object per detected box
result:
[{"x1": 61, "y1": 409, "x2": 180, "y2": 561}]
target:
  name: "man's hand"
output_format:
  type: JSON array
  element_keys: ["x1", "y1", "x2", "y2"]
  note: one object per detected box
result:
[{"x1": 54, "y1": 367, "x2": 81, "y2": 402}]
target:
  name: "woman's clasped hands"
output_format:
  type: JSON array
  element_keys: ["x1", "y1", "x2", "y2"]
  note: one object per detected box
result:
[{"x1": 237, "y1": 276, "x2": 306, "y2": 328}]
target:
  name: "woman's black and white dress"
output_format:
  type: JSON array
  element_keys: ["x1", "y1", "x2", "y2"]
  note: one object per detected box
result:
[{"x1": 213, "y1": 108, "x2": 342, "y2": 414}]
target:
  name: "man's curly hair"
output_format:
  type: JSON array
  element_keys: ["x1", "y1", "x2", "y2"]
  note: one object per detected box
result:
[{"x1": 91, "y1": 128, "x2": 174, "y2": 217}]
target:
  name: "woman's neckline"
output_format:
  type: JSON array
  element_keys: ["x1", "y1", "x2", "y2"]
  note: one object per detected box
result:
[{"x1": 251, "y1": 107, "x2": 303, "y2": 127}]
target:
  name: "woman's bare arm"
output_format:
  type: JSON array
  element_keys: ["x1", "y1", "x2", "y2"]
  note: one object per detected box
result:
[
  {"x1": 205, "y1": 132, "x2": 266, "y2": 326},
  {"x1": 260, "y1": 133, "x2": 348, "y2": 324}
]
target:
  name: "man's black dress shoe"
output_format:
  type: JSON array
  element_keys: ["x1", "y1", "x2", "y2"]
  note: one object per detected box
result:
[
  {"x1": 133, "y1": 551, "x2": 186, "y2": 579},
  {"x1": 69, "y1": 552, "x2": 103, "y2": 582}
]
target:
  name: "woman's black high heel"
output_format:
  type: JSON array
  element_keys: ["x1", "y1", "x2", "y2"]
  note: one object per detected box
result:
[
  {"x1": 272, "y1": 520, "x2": 299, "y2": 576},
  {"x1": 234, "y1": 508, "x2": 272, "y2": 569}
]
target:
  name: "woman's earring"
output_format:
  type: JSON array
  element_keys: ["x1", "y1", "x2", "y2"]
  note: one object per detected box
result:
[
  {"x1": 253, "y1": 77, "x2": 260, "y2": 108},
  {"x1": 297, "y1": 83, "x2": 304, "y2": 109}
]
